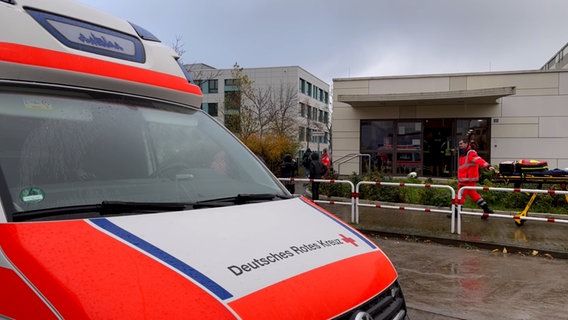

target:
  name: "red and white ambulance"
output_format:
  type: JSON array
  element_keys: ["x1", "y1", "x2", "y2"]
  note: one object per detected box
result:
[{"x1": 0, "y1": 0, "x2": 408, "y2": 318}]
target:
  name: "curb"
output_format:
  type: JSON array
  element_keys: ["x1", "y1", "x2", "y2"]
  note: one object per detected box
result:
[{"x1": 360, "y1": 229, "x2": 568, "y2": 260}]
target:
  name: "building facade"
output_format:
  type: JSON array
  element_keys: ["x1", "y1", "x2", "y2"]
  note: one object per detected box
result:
[
  {"x1": 541, "y1": 42, "x2": 568, "y2": 71},
  {"x1": 332, "y1": 69, "x2": 568, "y2": 177},
  {"x1": 186, "y1": 64, "x2": 331, "y2": 159}
]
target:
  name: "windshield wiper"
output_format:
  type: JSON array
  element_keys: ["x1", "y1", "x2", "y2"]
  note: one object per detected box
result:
[
  {"x1": 11, "y1": 195, "x2": 291, "y2": 221},
  {"x1": 98, "y1": 201, "x2": 193, "y2": 215},
  {"x1": 192, "y1": 193, "x2": 291, "y2": 208},
  {"x1": 11, "y1": 201, "x2": 194, "y2": 221}
]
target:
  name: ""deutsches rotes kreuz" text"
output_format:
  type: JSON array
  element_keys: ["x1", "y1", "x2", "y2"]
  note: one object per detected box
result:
[{"x1": 227, "y1": 238, "x2": 345, "y2": 276}]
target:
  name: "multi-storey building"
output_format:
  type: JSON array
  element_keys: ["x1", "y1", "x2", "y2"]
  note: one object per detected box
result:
[{"x1": 186, "y1": 64, "x2": 331, "y2": 159}]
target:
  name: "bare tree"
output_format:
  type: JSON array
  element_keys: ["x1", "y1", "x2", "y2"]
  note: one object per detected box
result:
[
  {"x1": 171, "y1": 35, "x2": 224, "y2": 88},
  {"x1": 270, "y1": 83, "x2": 299, "y2": 139},
  {"x1": 241, "y1": 86, "x2": 274, "y2": 138},
  {"x1": 170, "y1": 35, "x2": 186, "y2": 63},
  {"x1": 185, "y1": 64, "x2": 223, "y2": 85},
  {"x1": 227, "y1": 64, "x2": 300, "y2": 170}
]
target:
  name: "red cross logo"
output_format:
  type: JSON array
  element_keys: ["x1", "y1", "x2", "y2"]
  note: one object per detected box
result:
[{"x1": 340, "y1": 234, "x2": 358, "y2": 247}]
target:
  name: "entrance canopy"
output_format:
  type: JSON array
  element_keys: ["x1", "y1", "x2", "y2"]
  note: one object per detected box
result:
[{"x1": 338, "y1": 86, "x2": 516, "y2": 107}]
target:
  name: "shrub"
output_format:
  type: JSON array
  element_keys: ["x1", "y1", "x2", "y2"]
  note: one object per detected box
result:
[
  {"x1": 319, "y1": 170, "x2": 351, "y2": 198},
  {"x1": 315, "y1": 170, "x2": 568, "y2": 214}
]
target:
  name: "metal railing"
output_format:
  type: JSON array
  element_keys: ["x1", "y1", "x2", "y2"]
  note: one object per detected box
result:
[
  {"x1": 278, "y1": 177, "x2": 356, "y2": 223},
  {"x1": 278, "y1": 177, "x2": 568, "y2": 235},
  {"x1": 333, "y1": 153, "x2": 371, "y2": 175},
  {"x1": 456, "y1": 186, "x2": 568, "y2": 234},
  {"x1": 355, "y1": 181, "x2": 456, "y2": 232}
]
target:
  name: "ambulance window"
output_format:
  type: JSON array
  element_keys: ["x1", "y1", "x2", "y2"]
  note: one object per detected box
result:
[{"x1": 0, "y1": 87, "x2": 286, "y2": 218}]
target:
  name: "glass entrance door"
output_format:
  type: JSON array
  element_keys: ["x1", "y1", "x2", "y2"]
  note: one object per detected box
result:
[{"x1": 395, "y1": 121, "x2": 422, "y2": 175}]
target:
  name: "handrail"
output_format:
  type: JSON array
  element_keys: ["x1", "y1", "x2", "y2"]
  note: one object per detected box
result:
[{"x1": 334, "y1": 153, "x2": 371, "y2": 175}]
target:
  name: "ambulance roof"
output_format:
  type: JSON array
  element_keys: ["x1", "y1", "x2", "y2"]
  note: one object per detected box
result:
[{"x1": 0, "y1": 0, "x2": 202, "y2": 107}]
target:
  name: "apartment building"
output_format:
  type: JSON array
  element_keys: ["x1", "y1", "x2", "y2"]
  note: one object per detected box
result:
[{"x1": 186, "y1": 64, "x2": 331, "y2": 158}]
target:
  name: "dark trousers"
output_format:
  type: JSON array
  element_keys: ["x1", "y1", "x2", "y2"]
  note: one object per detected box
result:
[
  {"x1": 285, "y1": 183, "x2": 295, "y2": 194},
  {"x1": 312, "y1": 182, "x2": 320, "y2": 200}
]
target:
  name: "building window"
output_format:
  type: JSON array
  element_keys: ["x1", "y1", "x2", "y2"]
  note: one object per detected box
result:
[
  {"x1": 360, "y1": 120, "x2": 394, "y2": 175},
  {"x1": 208, "y1": 80, "x2": 218, "y2": 93},
  {"x1": 360, "y1": 118, "x2": 490, "y2": 177},
  {"x1": 300, "y1": 78, "x2": 306, "y2": 94},
  {"x1": 395, "y1": 121, "x2": 422, "y2": 175},
  {"x1": 195, "y1": 79, "x2": 219, "y2": 94},
  {"x1": 225, "y1": 79, "x2": 238, "y2": 86},
  {"x1": 299, "y1": 127, "x2": 305, "y2": 141},
  {"x1": 300, "y1": 103, "x2": 306, "y2": 117},
  {"x1": 207, "y1": 103, "x2": 218, "y2": 116}
]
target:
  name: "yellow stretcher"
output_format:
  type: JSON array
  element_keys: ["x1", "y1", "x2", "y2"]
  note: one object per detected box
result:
[{"x1": 495, "y1": 173, "x2": 568, "y2": 226}]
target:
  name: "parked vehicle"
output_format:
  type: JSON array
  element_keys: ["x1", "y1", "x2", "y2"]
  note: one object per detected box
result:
[{"x1": 0, "y1": 0, "x2": 408, "y2": 318}]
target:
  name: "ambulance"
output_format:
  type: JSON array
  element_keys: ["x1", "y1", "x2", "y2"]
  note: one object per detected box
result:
[{"x1": 0, "y1": 0, "x2": 408, "y2": 318}]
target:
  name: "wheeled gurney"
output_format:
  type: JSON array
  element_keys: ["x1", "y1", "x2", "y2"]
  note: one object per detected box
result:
[{"x1": 494, "y1": 164, "x2": 568, "y2": 226}]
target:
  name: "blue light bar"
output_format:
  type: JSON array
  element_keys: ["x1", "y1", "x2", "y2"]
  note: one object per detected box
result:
[{"x1": 26, "y1": 8, "x2": 146, "y2": 63}]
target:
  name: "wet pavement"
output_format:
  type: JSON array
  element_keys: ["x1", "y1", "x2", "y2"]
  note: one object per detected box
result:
[
  {"x1": 370, "y1": 235, "x2": 568, "y2": 319},
  {"x1": 312, "y1": 200, "x2": 568, "y2": 319}
]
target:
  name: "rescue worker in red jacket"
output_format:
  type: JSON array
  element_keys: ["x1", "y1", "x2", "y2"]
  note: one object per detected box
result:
[
  {"x1": 457, "y1": 138, "x2": 495, "y2": 219},
  {"x1": 321, "y1": 148, "x2": 330, "y2": 168}
]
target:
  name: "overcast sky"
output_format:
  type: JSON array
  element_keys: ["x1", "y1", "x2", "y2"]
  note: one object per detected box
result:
[{"x1": 78, "y1": 0, "x2": 568, "y2": 85}]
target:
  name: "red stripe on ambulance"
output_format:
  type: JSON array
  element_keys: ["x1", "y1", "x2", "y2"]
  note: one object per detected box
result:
[
  {"x1": 0, "y1": 42, "x2": 201, "y2": 95},
  {"x1": 0, "y1": 221, "x2": 235, "y2": 319},
  {"x1": 0, "y1": 267, "x2": 57, "y2": 319}
]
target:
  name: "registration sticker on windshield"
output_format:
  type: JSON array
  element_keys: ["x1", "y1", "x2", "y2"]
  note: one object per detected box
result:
[{"x1": 19, "y1": 187, "x2": 45, "y2": 204}]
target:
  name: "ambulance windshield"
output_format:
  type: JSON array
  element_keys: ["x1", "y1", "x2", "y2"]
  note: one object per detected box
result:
[{"x1": 0, "y1": 85, "x2": 287, "y2": 221}]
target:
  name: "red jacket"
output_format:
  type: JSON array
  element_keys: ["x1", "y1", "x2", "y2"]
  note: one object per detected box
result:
[
  {"x1": 458, "y1": 147, "x2": 489, "y2": 183},
  {"x1": 321, "y1": 153, "x2": 330, "y2": 167}
]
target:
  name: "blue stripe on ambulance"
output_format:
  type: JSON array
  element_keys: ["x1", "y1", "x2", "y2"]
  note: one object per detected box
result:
[{"x1": 90, "y1": 218, "x2": 233, "y2": 300}]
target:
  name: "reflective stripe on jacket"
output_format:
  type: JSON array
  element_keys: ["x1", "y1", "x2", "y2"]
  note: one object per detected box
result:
[{"x1": 458, "y1": 147, "x2": 489, "y2": 183}]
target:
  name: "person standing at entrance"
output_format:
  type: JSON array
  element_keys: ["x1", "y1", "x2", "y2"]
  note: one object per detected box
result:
[
  {"x1": 280, "y1": 154, "x2": 297, "y2": 194},
  {"x1": 457, "y1": 138, "x2": 495, "y2": 219},
  {"x1": 431, "y1": 131, "x2": 443, "y2": 176},
  {"x1": 302, "y1": 148, "x2": 312, "y2": 177},
  {"x1": 309, "y1": 152, "x2": 327, "y2": 200}
]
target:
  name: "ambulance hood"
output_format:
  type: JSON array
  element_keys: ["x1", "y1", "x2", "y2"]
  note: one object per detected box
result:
[{"x1": 0, "y1": 197, "x2": 397, "y2": 319}]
